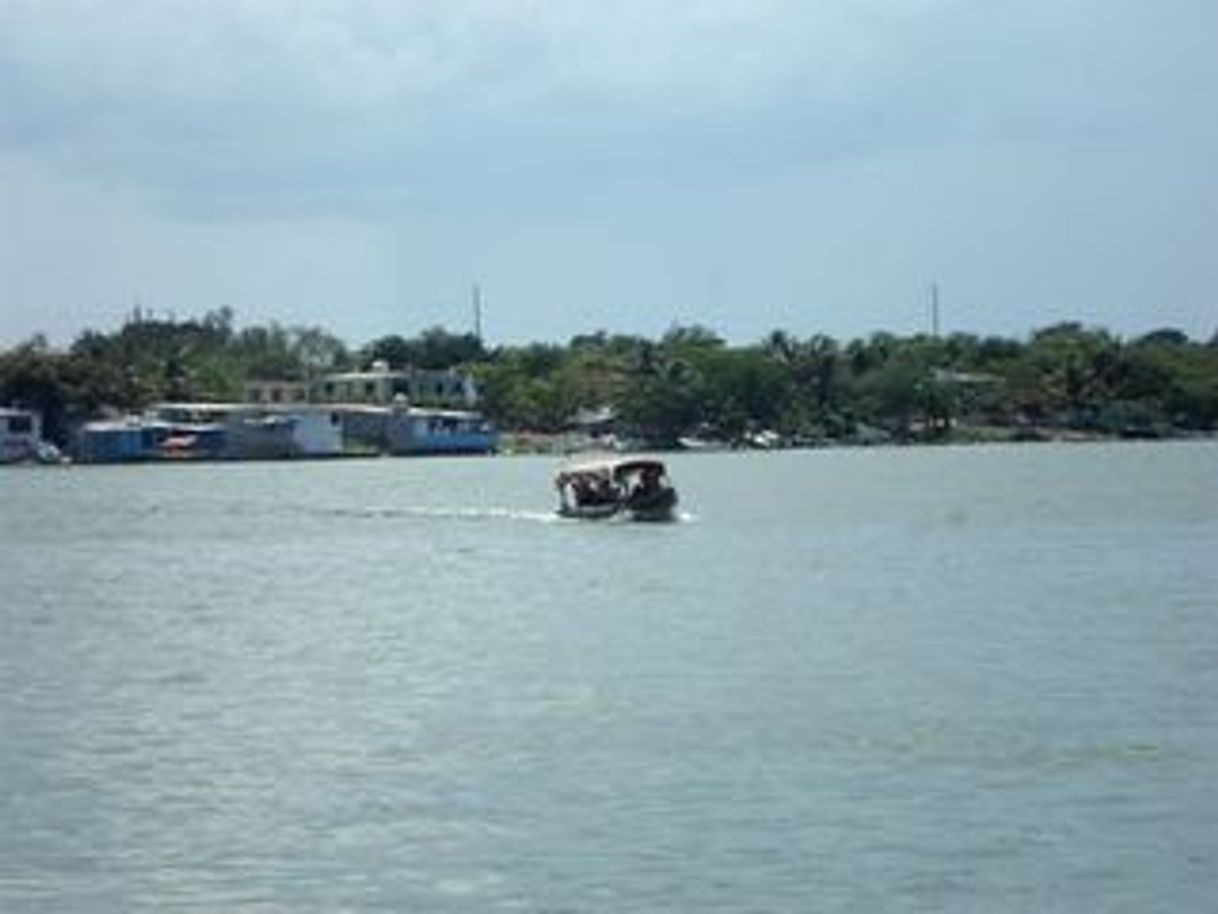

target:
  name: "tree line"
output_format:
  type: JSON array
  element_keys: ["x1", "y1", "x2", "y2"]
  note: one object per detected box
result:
[{"x1": 3, "y1": 307, "x2": 1216, "y2": 447}]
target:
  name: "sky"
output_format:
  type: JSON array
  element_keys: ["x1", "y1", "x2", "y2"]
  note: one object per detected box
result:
[{"x1": 1, "y1": 0, "x2": 1216, "y2": 349}]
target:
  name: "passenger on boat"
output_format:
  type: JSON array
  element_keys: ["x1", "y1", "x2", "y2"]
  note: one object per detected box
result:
[
  {"x1": 576, "y1": 475, "x2": 618, "y2": 506},
  {"x1": 634, "y1": 465, "x2": 662, "y2": 496}
]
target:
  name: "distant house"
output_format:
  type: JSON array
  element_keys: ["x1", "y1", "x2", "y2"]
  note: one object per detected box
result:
[
  {"x1": 1, "y1": 407, "x2": 42, "y2": 463},
  {"x1": 243, "y1": 380, "x2": 310, "y2": 405},
  {"x1": 155, "y1": 403, "x2": 343, "y2": 459},
  {"x1": 567, "y1": 405, "x2": 618, "y2": 436},
  {"x1": 231, "y1": 363, "x2": 489, "y2": 457},
  {"x1": 74, "y1": 404, "x2": 347, "y2": 463},
  {"x1": 931, "y1": 368, "x2": 1001, "y2": 386},
  {"x1": 309, "y1": 361, "x2": 479, "y2": 409}
]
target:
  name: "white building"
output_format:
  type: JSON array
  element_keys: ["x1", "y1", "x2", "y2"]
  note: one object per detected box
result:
[
  {"x1": 278, "y1": 408, "x2": 344, "y2": 456},
  {"x1": 310, "y1": 362, "x2": 478, "y2": 408},
  {"x1": 1, "y1": 408, "x2": 43, "y2": 463},
  {"x1": 153, "y1": 403, "x2": 344, "y2": 458},
  {"x1": 243, "y1": 380, "x2": 310, "y2": 405}
]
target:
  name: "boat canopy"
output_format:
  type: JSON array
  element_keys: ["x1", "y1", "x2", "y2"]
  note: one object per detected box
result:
[{"x1": 556, "y1": 457, "x2": 668, "y2": 485}]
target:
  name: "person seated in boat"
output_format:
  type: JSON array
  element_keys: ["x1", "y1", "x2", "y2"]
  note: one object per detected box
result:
[
  {"x1": 570, "y1": 476, "x2": 593, "y2": 507},
  {"x1": 590, "y1": 474, "x2": 620, "y2": 505},
  {"x1": 566, "y1": 474, "x2": 608, "y2": 507},
  {"x1": 631, "y1": 465, "x2": 663, "y2": 499}
]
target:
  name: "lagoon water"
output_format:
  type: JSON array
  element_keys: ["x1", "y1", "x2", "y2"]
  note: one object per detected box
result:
[{"x1": 2, "y1": 442, "x2": 1216, "y2": 912}]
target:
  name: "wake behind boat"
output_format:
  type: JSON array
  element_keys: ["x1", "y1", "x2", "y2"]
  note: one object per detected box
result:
[{"x1": 555, "y1": 457, "x2": 679, "y2": 522}]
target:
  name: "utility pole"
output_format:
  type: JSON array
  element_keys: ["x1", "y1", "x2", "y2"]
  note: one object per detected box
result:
[
  {"x1": 472, "y1": 283, "x2": 483, "y2": 343},
  {"x1": 929, "y1": 282, "x2": 941, "y2": 339}
]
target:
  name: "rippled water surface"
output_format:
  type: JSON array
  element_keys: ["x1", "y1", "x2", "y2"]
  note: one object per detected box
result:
[{"x1": 2, "y1": 442, "x2": 1216, "y2": 912}]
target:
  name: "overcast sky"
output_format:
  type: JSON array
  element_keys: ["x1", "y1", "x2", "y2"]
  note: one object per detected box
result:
[{"x1": 2, "y1": 0, "x2": 1215, "y2": 348}]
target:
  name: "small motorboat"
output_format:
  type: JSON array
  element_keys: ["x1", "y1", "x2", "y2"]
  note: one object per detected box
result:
[{"x1": 555, "y1": 457, "x2": 679, "y2": 522}]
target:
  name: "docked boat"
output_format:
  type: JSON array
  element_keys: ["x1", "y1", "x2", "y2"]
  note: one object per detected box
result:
[{"x1": 555, "y1": 457, "x2": 679, "y2": 522}]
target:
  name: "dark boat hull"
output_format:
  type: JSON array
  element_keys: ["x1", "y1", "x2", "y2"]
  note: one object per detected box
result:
[
  {"x1": 624, "y1": 485, "x2": 678, "y2": 521},
  {"x1": 558, "y1": 486, "x2": 678, "y2": 522}
]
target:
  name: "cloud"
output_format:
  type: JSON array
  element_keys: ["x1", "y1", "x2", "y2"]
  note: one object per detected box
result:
[
  {"x1": 4, "y1": 1, "x2": 1215, "y2": 222},
  {"x1": 2, "y1": 1, "x2": 886, "y2": 116},
  {"x1": 0, "y1": 2, "x2": 972, "y2": 209}
]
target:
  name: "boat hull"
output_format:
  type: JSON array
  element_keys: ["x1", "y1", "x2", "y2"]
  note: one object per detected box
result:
[
  {"x1": 557, "y1": 503, "x2": 622, "y2": 521},
  {"x1": 556, "y1": 486, "x2": 678, "y2": 522},
  {"x1": 624, "y1": 486, "x2": 678, "y2": 521}
]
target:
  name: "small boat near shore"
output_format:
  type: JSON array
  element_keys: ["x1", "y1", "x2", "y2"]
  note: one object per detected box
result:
[{"x1": 555, "y1": 457, "x2": 679, "y2": 522}]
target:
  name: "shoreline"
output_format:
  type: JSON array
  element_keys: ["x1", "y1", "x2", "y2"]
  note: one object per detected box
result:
[
  {"x1": 498, "y1": 426, "x2": 1217, "y2": 456},
  {"x1": 4, "y1": 427, "x2": 1214, "y2": 469}
]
